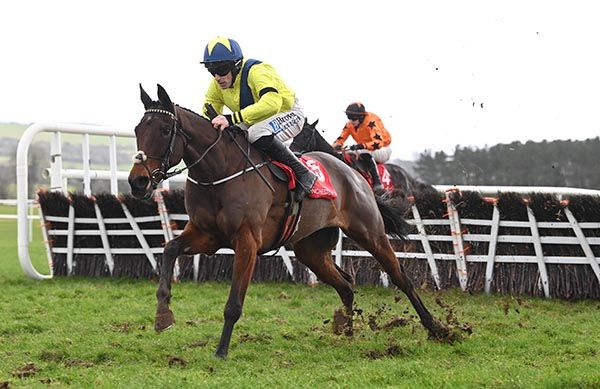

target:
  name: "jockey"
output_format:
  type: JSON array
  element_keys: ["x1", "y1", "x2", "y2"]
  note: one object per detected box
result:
[
  {"x1": 200, "y1": 36, "x2": 317, "y2": 200},
  {"x1": 333, "y1": 102, "x2": 392, "y2": 190}
]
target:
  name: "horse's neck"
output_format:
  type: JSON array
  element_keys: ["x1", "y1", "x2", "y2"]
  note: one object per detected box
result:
[
  {"x1": 179, "y1": 111, "x2": 260, "y2": 182},
  {"x1": 312, "y1": 130, "x2": 344, "y2": 161},
  {"x1": 316, "y1": 137, "x2": 334, "y2": 152}
]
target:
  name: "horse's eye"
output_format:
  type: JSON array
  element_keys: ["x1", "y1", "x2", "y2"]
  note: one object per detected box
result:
[{"x1": 160, "y1": 127, "x2": 171, "y2": 136}]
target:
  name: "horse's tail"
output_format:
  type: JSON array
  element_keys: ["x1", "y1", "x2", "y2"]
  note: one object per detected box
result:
[{"x1": 375, "y1": 191, "x2": 411, "y2": 239}]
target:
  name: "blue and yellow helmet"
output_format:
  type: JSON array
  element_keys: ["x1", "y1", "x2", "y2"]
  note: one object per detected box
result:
[{"x1": 202, "y1": 36, "x2": 243, "y2": 64}]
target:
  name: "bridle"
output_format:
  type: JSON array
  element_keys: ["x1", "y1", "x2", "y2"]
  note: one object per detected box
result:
[{"x1": 132, "y1": 106, "x2": 222, "y2": 189}]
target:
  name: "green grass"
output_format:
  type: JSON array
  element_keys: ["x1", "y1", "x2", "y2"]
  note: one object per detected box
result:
[
  {"x1": 1, "y1": 216, "x2": 600, "y2": 388},
  {"x1": 0, "y1": 205, "x2": 17, "y2": 215}
]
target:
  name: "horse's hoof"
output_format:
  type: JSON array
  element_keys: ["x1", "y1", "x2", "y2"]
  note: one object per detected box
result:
[
  {"x1": 214, "y1": 348, "x2": 228, "y2": 359},
  {"x1": 155, "y1": 309, "x2": 175, "y2": 332},
  {"x1": 427, "y1": 319, "x2": 460, "y2": 343},
  {"x1": 344, "y1": 324, "x2": 354, "y2": 337},
  {"x1": 333, "y1": 308, "x2": 352, "y2": 335}
]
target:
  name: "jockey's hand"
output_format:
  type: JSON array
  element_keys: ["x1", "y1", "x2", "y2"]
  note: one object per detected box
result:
[
  {"x1": 333, "y1": 144, "x2": 343, "y2": 152},
  {"x1": 211, "y1": 115, "x2": 230, "y2": 131},
  {"x1": 349, "y1": 143, "x2": 365, "y2": 151}
]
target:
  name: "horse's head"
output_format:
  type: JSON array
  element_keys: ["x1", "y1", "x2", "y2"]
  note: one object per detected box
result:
[
  {"x1": 290, "y1": 118, "x2": 320, "y2": 154},
  {"x1": 290, "y1": 119, "x2": 344, "y2": 162},
  {"x1": 128, "y1": 84, "x2": 190, "y2": 199}
]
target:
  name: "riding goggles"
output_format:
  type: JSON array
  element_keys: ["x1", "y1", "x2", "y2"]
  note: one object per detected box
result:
[
  {"x1": 347, "y1": 114, "x2": 363, "y2": 121},
  {"x1": 206, "y1": 62, "x2": 234, "y2": 77}
]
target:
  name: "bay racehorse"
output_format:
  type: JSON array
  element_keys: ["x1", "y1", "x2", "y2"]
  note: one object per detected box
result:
[
  {"x1": 290, "y1": 119, "x2": 435, "y2": 196},
  {"x1": 128, "y1": 84, "x2": 450, "y2": 358}
]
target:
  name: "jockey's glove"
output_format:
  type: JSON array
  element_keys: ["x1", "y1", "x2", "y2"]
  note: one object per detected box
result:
[
  {"x1": 349, "y1": 143, "x2": 365, "y2": 150},
  {"x1": 333, "y1": 144, "x2": 343, "y2": 151}
]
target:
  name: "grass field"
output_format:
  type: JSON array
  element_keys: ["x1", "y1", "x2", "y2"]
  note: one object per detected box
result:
[{"x1": 1, "y1": 209, "x2": 600, "y2": 388}]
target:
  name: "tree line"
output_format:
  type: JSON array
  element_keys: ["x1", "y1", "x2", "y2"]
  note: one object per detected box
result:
[{"x1": 414, "y1": 137, "x2": 600, "y2": 189}]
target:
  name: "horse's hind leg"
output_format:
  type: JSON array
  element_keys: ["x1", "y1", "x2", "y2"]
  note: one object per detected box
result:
[
  {"x1": 344, "y1": 227, "x2": 449, "y2": 339},
  {"x1": 294, "y1": 228, "x2": 355, "y2": 334}
]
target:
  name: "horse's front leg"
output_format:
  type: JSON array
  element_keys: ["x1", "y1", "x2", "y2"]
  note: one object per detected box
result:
[
  {"x1": 215, "y1": 228, "x2": 259, "y2": 358},
  {"x1": 155, "y1": 222, "x2": 216, "y2": 332},
  {"x1": 154, "y1": 237, "x2": 180, "y2": 332}
]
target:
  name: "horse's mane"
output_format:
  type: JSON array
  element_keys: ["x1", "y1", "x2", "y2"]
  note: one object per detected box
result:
[
  {"x1": 145, "y1": 100, "x2": 208, "y2": 123},
  {"x1": 175, "y1": 104, "x2": 205, "y2": 119},
  {"x1": 175, "y1": 103, "x2": 250, "y2": 143}
]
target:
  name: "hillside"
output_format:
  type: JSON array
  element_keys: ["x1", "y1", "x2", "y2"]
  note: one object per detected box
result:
[
  {"x1": 0, "y1": 122, "x2": 30, "y2": 137},
  {"x1": 0, "y1": 122, "x2": 136, "y2": 165},
  {"x1": 0, "y1": 122, "x2": 135, "y2": 146}
]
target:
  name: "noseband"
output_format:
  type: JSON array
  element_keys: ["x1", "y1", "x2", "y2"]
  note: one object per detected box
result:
[{"x1": 132, "y1": 107, "x2": 221, "y2": 189}]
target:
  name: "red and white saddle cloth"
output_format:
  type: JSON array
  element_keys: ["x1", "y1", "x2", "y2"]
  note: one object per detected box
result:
[
  {"x1": 341, "y1": 153, "x2": 393, "y2": 190},
  {"x1": 377, "y1": 164, "x2": 394, "y2": 190},
  {"x1": 272, "y1": 156, "x2": 337, "y2": 199},
  {"x1": 362, "y1": 163, "x2": 394, "y2": 190}
]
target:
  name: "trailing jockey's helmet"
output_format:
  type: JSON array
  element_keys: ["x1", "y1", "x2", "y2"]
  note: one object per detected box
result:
[{"x1": 345, "y1": 102, "x2": 367, "y2": 122}]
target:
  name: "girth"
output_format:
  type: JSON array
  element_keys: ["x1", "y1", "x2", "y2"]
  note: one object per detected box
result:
[{"x1": 260, "y1": 162, "x2": 303, "y2": 253}]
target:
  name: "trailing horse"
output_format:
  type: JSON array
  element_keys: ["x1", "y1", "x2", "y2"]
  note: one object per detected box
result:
[
  {"x1": 291, "y1": 119, "x2": 435, "y2": 196},
  {"x1": 128, "y1": 84, "x2": 451, "y2": 358}
]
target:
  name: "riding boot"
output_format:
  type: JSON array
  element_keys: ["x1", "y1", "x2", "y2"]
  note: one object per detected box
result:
[
  {"x1": 360, "y1": 153, "x2": 383, "y2": 191},
  {"x1": 254, "y1": 135, "x2": 317, "y2": 200}
]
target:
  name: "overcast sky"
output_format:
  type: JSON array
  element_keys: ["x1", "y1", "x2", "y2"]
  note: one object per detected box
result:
[{"x1": 2, "y1": 1, "x2": 599, "y2": 160}]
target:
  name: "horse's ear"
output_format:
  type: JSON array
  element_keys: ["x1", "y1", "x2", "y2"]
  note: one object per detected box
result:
[
  {"x1": 157, "y1": 84, "x2": 174, "y2": 113},
  {"x1": 311, "y1": 119, "x2": 319, "y2": 127},
  {"x1": 140, "y1": 84, "x2": 153, "y2": 109}
]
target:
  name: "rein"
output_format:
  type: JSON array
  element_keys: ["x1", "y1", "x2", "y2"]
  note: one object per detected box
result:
[
  {"x1": 204, "y1": 103, "x2": 275, "y2": 192},
  {"x1": 134, "y1": 104, "x2": 274, "y2": 191}
]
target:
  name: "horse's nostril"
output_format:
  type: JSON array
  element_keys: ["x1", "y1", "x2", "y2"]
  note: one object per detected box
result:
[{"x1": 130, "y1": 175, "x2": 150, "y2": 191}]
